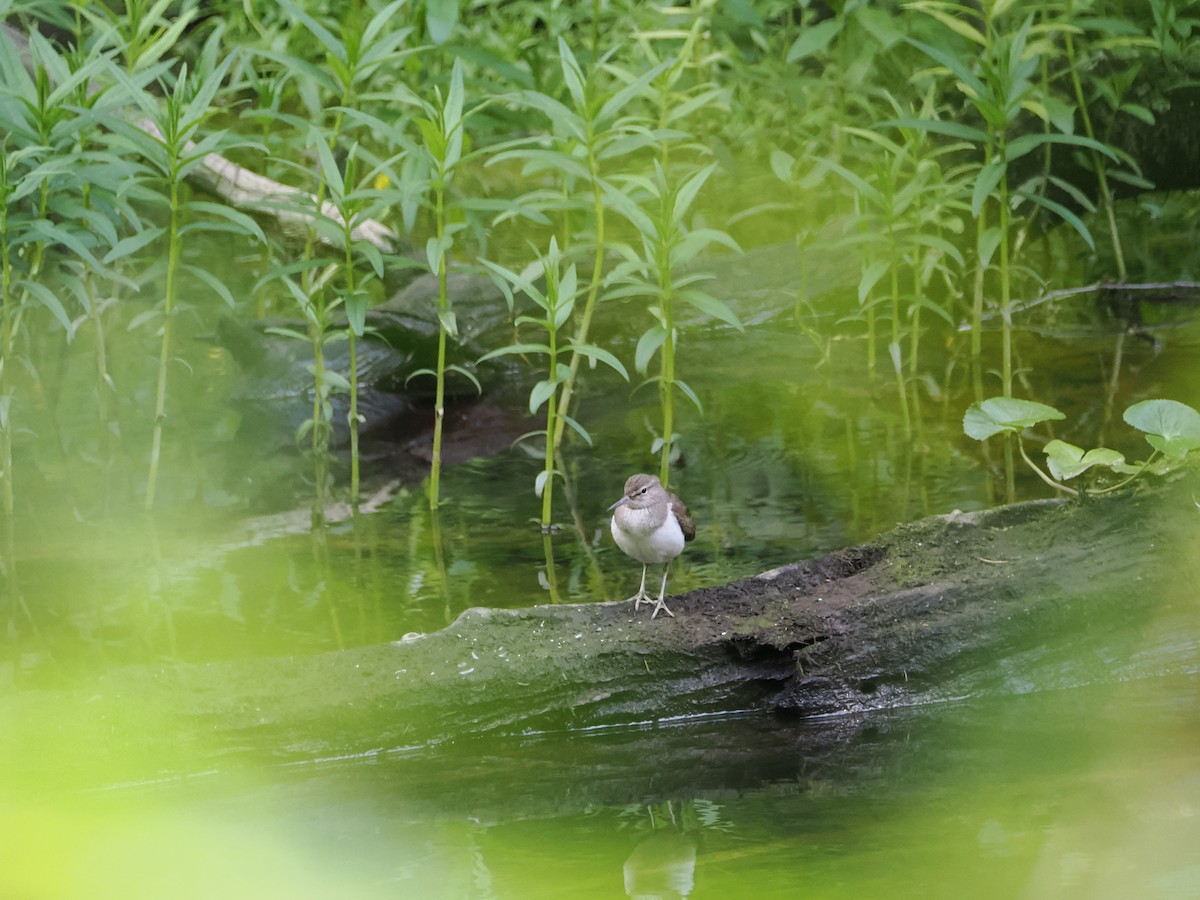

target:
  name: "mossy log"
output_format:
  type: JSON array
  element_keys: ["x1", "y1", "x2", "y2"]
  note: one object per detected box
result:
[{"x1": 6, "y1": 471, "x2": 1198, "y2": 791}]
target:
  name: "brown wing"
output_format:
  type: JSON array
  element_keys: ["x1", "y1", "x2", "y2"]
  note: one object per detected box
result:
[{"x1": 669, "y1": 493, "x2": 696, "y2": 542}]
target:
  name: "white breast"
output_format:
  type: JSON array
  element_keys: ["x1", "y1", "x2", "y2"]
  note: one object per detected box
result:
[{"x1": 611, "y1": 504, "x2": 686, "y2": 565}]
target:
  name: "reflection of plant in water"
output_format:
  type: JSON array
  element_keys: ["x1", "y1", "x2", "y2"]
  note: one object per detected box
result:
[{"x1": 615, "y1": 799, "x2": 733, "y2": 834}]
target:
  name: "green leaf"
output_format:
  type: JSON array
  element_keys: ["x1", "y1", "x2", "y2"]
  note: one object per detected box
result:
[
  {"x1": 17, "y1": 280, "x2": 73, "y2": 334},
  {"x1": 635, "y1": 324, "x2": 668, "y2": 374},
  {"x1": 404, "y1": 367, "x2": 436, "y2": 386},
  {"x1": 769, "y1": 149, "x2": 795, "y2": 183},
  {"x1": 310, "y1": 132, "x2": 345, "y2": 200},
  {"x1": 972, "y1": 160, "x2": 1006, "y2": 217},
  {"x1": 529, "y1": 378, "x2": 556, "y2": 414},
  {"x1": 103, "y1": 226, "x2": 166, "y2": 264},
  {"x1": 1044, "y1": 440, "x2": 1126, "y2": 481},
  {"x1": 426, "y1": 234, "x2": 448, "y2": 277},
  {"x1": 680, "y1": 289, "x2": 744, "y2": 330},
  {"x1": 1016, "y1": 190, "x2": 1096, "y2": 251},
  {"x1": 671, "y1": 228, "x2": 740, "y2": 269},
  {"x1": 478, "y1": 342, "x2": 552, "y2": 361},
  {"x1": 675, "y1": 378, "x2": 703, "y2": 414},
  {"x1": 905, "y1": 37, "x2": 990, "y2": 98},
  {"x1": 438, "y1": 308, "x2": 458, "y2": 338},
  {"x1": 426, "y1": 0, "x2": 459, "y2": 45},
  {"x1": 594, "y1": 57, "x2": 673, "y2": 126},
  {"x1": 963, "y1": 397, "x2": 1065, "y2": 441},
  {"x1": 183, "y1": 263, "x2": 237, "y2": 308},
  {"x1": 445, "y1": 364, "x2": 483, "y2": 395},
  {"x1": 264, "y1": 326, "x2": 310, "y2": 343},
  {"x1": 345, "y1": 290, "x2": 369, "y2": 337},
  {"x1": 569, "y1": 343, "x2": 629, "y2": 380},
  {"x1": 183, "y1": 201, "x2": 267, "y2": 243},
  {"x1": 443, "y1": 58, "x2": 465, "y2": 168},
  {"x1": 858, "y1": 260, "x2": 890, "y2": 303},
  {"x1": 786, "y1": 19, "x2": 842, "y2": 62},
  {"x1": 321, "y1": 368, "x2": 352, "y2": 392},
  {"x1": 558, "y1": 38, "x2": 588, "y2": 113},
  {"x1": 911, "y1": 8, "x2": 986, "y2": 46},
  {"x1": 977, "y1": 226, "x2": 1003, "y2": 268},
  {"x1": 1005, "y1": 132, "x2": 1119, "y2": 165},
  {"x1": 1123, "y1": 399, "x2": 1200, "y2": 458},
  {"x1": 882, "y1": 115, "x2": 990, "y2": 146},
  {"x1": 560, "y1": 413, "x2": 593, "y2": 447},
  {"x1": 672, "y1": 162, "x2": 717, "y2": 226}
]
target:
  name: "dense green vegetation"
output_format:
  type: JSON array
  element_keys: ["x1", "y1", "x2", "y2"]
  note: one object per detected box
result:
[{"x1": 1, "y1": 0, "x2": 1198, "y2": 605}]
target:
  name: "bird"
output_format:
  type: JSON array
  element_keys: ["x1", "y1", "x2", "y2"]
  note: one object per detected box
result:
[{"x1": 608, "y1": 473, "x2": 695, "y2": 619}]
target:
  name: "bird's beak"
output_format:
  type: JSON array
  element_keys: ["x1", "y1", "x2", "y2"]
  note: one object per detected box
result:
[{"x1": 608, "y1": 495, "x2": 629, "y2": 512}]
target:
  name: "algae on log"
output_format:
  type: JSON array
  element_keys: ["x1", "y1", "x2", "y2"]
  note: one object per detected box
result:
[{"x1": 5, "y1": 473, "x2": 1199, "y2": 789}]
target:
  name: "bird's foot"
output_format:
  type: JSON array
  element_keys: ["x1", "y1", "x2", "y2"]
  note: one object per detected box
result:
[
  {"x1": 648, "y1": 597, "x2": 675, "y2": 619},
  {"x1": 628, "y1": 590, "x2": 654, "y2": 610}
]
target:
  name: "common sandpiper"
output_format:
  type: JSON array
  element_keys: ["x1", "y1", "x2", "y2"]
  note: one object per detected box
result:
[{"x1": 608, "y1": 473, "x2": 695, "y2": 619}]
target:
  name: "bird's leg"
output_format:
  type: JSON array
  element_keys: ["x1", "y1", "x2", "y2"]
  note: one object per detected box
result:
[
  {"x1": 629, "y1": 564, "x2": 654, "y2": 608},
  {"x1": 649, "y1": 563, "x2": 676, "y2": 619}
]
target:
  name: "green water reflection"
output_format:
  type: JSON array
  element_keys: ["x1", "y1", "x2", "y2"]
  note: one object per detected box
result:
[{"x1": 4, "y1": 676, "x2": 1198, "y2": 898}]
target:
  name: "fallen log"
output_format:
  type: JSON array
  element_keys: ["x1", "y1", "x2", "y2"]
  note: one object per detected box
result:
[{"x1": 6, "y1": 469, "x2": 1197, "y2": 792}]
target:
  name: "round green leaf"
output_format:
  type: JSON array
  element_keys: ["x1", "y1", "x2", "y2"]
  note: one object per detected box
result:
[
  {"x1": 1044, "y1": 440, "x2": 1126, "y2": 481},
  {"x1": 1123, "y1": 399, "x2": 1200, "y2": 458},
  {"x1": 963, "y1": 397, "x2": 1065, "y2": 441}
]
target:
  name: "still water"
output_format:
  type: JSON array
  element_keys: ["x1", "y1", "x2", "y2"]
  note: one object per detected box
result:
[
  {"x1": 3, "y1": 230, "x2": 1200, "y2": 895},
  {"x1": 4, "y1": 677, "x2": 1199, "y2": 898}
]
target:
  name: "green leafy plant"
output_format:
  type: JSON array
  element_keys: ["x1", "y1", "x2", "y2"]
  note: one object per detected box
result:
[
  {"x1": 604, "y1": 161, "x2": 741, "y2": 484},
  {"x1": 112, "y1": 43, "x2": 264, "y2": 510},
  {"x1": 821, "y1": 104, "x2": 966, "y2": 435},
  {"x1": 492, "y1": 38, "x2": 671, "y2": 454},
  {"x1": 964, "y1": 396, "x2": 1200, "y2": 496},
  {"x1": 250, "y1": 0, "x2": 413, "y2": 519},
  {"x1": 898, "y1": 6, "x2": 1119, "y2": 391},
  {"x1": 480, "y1": 237, "x2": 628, "y2": 530},
  {"x1": 393, "y1": 58, "x2": 492, "y2": 510}
]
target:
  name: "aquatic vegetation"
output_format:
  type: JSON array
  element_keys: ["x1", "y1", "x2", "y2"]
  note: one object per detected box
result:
[
  {"x1": 964, "y1": 396, "x2": 1200, "y2": 496},
  {"x1": 0, "y1": 0, "x2": 1193, "y2": 553},
  {"x1": 480, "y1": 237, "x2": 627, "y2": 529}
]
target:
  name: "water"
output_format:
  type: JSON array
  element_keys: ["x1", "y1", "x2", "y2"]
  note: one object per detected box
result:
[
  {"x1": 4, "y1": 677, "x2": 1198, "y2": 898},
  {"x1": 4, "y1": 227, "x2": 1200, "y2": 896}
]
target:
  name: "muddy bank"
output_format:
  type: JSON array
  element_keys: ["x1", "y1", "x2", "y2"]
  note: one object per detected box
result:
[{"x1": 5, "y1": 471, "x2": 1198, "y2": 790}]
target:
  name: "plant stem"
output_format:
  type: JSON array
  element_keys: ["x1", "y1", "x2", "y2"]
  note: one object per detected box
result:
[
  {"x1": 971, "y1": 203, "x2": 988, "y2": 363},
  {"x1": 0, "y1": 187, "x2": 13, "y2": 524},
  {"x1": 1089, "y1": 451, "x2": 1157, "y2": 495},
  {"x1": 145, "y1": 175, "x2": 181, "y2": 511},
  {"x1": 552, "y1": 174, "x2": 605, "y2": 449},
  {"x1": 889, "y1": 232, "x2": 911, "y2": 437},
  {"x1": 343, "y1": 221, "x2": 360, "y2": 509},
  {"x1": 429, "y1": 182, "x2": 448, "y2": 510},
  {"x1": 309, "y1": 309, "x2": 329, "y2": 529},
  {"x1": 541, "y1": 326, "x2": 558, "y2": 530},
  {"x1": 1063, "y1": 0, "x2": 1127, "y2": 279},
  {"x1": 1017, "y1": 437, "x2": 1078, "y2": 496}
]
